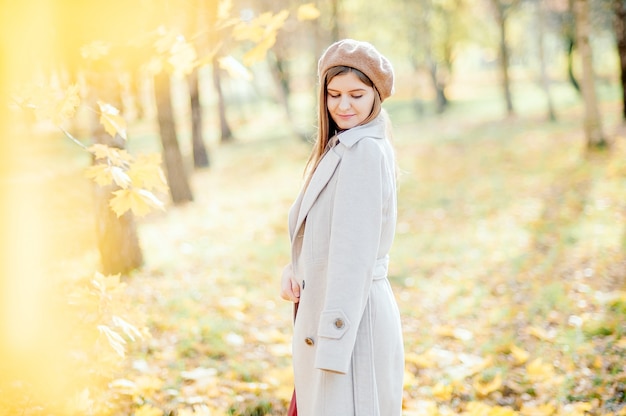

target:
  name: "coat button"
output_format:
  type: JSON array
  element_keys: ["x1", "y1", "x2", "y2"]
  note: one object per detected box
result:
[
  {"x1": 302, "y1": 280, "x2": 305, "y2": 290},
  {"x1": 334, "y1": 318, "x2": 344, "y2": 329},
  {"x1": 305, "y1": 337, "x2": 314, "y2": 346}
]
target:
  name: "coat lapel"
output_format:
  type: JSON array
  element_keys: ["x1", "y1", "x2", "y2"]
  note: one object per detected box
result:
[
  {"x1": 289, "y1": 114, "x2": 385, "y2": 243},
  {"x1": 290, "y1": 146, "x2": 343, "y2": 243}
]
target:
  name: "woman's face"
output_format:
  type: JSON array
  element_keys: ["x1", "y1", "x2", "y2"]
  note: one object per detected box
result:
[{"x1": 326, "y1": 71, "x2": 376, "y2": 130}]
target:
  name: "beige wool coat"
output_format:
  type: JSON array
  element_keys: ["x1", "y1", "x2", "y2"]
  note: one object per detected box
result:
[{"x1": 287, "y1": 114, "x2": 404, "y2": 416}]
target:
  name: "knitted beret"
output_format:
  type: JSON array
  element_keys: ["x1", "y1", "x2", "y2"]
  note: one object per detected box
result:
[{"x1": 318, "y1": 39, "x2": 395, "y2": 101}]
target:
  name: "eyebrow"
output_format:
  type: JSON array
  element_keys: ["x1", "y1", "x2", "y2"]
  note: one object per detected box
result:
[{"x1": 327, "y1": 88, "x2": 367, "y2": 93}]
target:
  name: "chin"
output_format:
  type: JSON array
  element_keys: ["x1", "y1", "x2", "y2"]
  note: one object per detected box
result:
[{"x1": 335, "y1": 120, "x2": 358, "y2": 130}]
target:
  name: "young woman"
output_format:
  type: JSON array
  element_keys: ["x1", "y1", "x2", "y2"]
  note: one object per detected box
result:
[{"x1": 281, "y1": 39, "x2": 404, "y2": 415}]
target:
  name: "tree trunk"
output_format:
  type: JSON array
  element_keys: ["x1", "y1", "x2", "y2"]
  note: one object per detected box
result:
[
  {"x1": 537, "y1": 0, "x2": 557, "y2": 122},
  {"x1": 154, "y1": 71, "x2": 194, "y2": 203},
  {"x1": 269, "y1": 51, "x2": 307, "y2": 140},
  {"x1": 613, "y1": 0, "x2": 626, "y2": 120},
  {"x1": 93, "y1": 180, "x2": 144, "y2": 275},
  {"x1": 89, "y1": 70, "x2": 144, "y2": 275},
  {"x1": 330, "y1": 0, "x2": 340, "y2": 42},
  {"x1": 566, "y1": 0, "x2": 581, "y2": 94},
  {"x1": 188, "y1": 68, "x2": 209, "y2": 168},
  {"x1": 212, "y1": 57, "x2": 233, "y2": 143},
  {"x1": 427, "y1": 61, "x2": 449, "y2": 114},
  {"x1": 492, "y1": 0, "x2": 515, "y2": 116},
  {"x1": 574, "y1": 0, "x2": 609, "y2": 150}
]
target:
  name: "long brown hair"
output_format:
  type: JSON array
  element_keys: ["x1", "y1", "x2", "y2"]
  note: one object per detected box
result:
[{"x1": 304, "y1": 66, "x2": 382, "y2": 183}]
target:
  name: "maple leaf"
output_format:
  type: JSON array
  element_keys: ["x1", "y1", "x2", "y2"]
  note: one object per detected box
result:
[
  {"x1": 110, "y1": 166, "x2": 132, "y2": 188},
  {"x1": 91, "y1": 146, "x2": 134, "y2": 171},
  {"x1": 110, "y1": 188, "x2": 165, "y2": 217},
  {"x1": 98, "y1": 101, "x2": 127, "y2": 140},
  {"x1": 243, "y1": 34, "x2": 277, "y2": 66},
  {"x1": 297, "y1": 3, "x2": 320, "y2": 21},
  {"x1": 127, "y1": 153, "x2": 168, "y2": 192},
  {"x1": 84, "y1": 164, "x2": 114, "y2": 186}
]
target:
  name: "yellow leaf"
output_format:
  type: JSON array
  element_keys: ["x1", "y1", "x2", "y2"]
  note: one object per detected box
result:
[
  {"x1": 432, "y1": 382, "x2": 453, "y2": 400},
  {"x1": 233, "y1": 9, "x2": 288, "y2": 44},
  {"x1": 435, "y1": 325, "x2": 473, "y2": 341},
  {"x1": 526, "y1": 326, "x2": 554, "y2": 342},
  {"x1": 405, "y1": 352, "x2": 435, "y2": 369},
  {"x1": 510, "y1": 344, "x2": 530, "y2": 365},
  {"x1": 127, "y1": 153, "x2": 168, "y2": 192},
  {"x1": 526, "y1": 358, "x2": 555, "y2": 382},
  {"x1": 489, "y1": 406, "x2": 518, "y2": 416},
  {"x1": 243, "y1": 35, "x2": 276, "y2": 66},
  {"x1": 473, "y1": 372, "x2": 502, "y2": 396},
  {"x1": 109, "y1": 188, "x2": 165, "y2": 217},
  {"x1": 134, "y1": 375, "x2": 164, "y2": 396},
  {"x1": 219, "y1": 55, "x2": 253, "y2": 81},
  {"x1": 98, "y1": 101, "x2": 127, "y2": 140},
  {"x1": 464, "y1": 402, "x2": 493, "y2": 416},
  {"x1": 84, "y1": 164, "x2": 114, "y2": 186},
  {"x1": 233, "y1": 22, "x2": 265, "y2": 42},
  {"x1": 403, "y1": 369, "x2": 419, "y2": 388},
  {"x1": 87, "y1": 144, "x2": 133, "y2": 165},
  {"x1": 110, "y1": 166, "x2": 131, "y2": 188},
  {"x1": 84, "y1": 162, "x2": 132, "y2": 188},
  {"x1": 297, "y1": 3, "x2": 320, "y2": 21}
]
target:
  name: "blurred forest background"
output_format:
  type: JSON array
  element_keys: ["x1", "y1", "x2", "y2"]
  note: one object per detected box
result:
[{"x1": 0, "y1": 0, "x2": 625, "y2": 415}]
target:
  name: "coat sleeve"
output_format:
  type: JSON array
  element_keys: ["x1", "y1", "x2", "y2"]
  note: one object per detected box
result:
[{"x1": 314, "y1": 138, "x2": 384, "y2": 374}]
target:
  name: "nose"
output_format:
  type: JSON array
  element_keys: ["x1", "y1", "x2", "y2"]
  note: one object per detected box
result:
[{"x1": 338, "y1": 95, "x2": 350, "y2": 111}]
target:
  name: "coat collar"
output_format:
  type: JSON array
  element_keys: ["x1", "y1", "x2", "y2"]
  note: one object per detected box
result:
[
  {"x1": 336, "y1": 113, "x2": 386, "y2": 148},
  {"x1": 289, "y1": 114, "x2": 386, "y2": 243}
]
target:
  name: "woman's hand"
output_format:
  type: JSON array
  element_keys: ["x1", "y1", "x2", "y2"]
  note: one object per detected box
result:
[{"x1": 280, "y1": 263, "x2": 300, "y2": 303}]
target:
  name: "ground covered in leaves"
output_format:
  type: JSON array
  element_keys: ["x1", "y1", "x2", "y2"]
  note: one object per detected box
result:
[
  {"x1": 4, "y1": 95, "x2": 625, "y2": 416},
  {"x1": 102, "y1": 101, "x2": 626, "y2": 415}
]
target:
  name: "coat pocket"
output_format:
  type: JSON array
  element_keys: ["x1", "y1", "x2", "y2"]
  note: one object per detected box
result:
[{"x1": 317, "y1": 309, "x2": 350, "y2": 339}]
